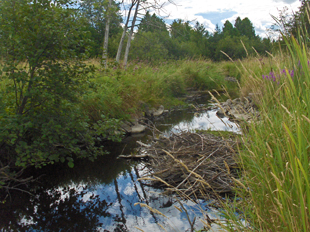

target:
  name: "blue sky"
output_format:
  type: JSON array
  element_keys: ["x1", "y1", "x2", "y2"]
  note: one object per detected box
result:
[{"x1": 151, "y1": 0, "x2": 301, "y2": 37}]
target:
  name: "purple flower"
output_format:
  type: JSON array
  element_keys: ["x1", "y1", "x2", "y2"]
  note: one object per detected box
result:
[{"x1": 262, "y1": 68, "x2": 295, "y2": 82}]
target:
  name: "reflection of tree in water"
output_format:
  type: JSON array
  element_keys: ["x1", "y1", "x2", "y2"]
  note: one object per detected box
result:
[
  {"x1": 114, "y1": 178, "x2": 127, "y2": 231},
  {"x1": 1, "y1": 185, "x2": 111, "y2": 231}
]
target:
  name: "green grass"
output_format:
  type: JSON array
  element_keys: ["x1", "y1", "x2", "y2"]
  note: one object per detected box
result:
[
  {"x1": 196, "y1": 128, "x2": 241, "y2": 140},
  {"x1": 80, "y1": 59, "x2": 234, "y2": 121},
  {"x1": 218, "y1": 35, "x2": 310, "y2": 231}
]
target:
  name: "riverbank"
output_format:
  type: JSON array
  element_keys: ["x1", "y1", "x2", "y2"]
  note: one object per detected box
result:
[
  {"x1": 218, "y1": 39, "x2": 310, "y2": 230},
  {"x1": 0, "y1": 58, "x2": 241, "y2": 193},
  {"x1": 80, "y1": 59, "x2": 240, "y2": 121}
]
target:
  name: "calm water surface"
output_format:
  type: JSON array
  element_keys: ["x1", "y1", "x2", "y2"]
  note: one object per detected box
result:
[{"x1": 0, "y1": 96, "x2": 239, "y2": 232}]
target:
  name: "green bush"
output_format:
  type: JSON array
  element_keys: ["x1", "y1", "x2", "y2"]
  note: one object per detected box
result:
[{"x1": 0, "y1": 0, "x2": 121, "y2": 172}]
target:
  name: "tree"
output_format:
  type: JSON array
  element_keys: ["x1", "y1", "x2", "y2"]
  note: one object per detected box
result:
[
  {"x1": 138, "y1": 11, "x2": 168, "y2": 35},
  {"x1": 234, "y1": 17, "x2": 242, "y2": 32},
  {"x1": 189, "y1": 22, "x2": 210, "y2": 57},
  {"x1": 223, "y1": 20, "x2": 239, "y2": 37},
  {"x1": 123, "y1": 0, "x2": 141, "y2": 67},
  {"x1": 102, "y1": 0, "x2": 113, "y2": 68},
  {"x1": 116, "y1": 0, "x2": 173, "y2": 64},
  {"x1": 235, "y1": 17, "x2": 256, "y2": 39},
  {"x1": 130, "y1": 31, "x2": 169, "y2": 61},
  {"x1": 215, "y1": 36, "x2": 250, "y2": 60},
  {"x1": 79, "y1": 0, "x2": 122, "y2": 57},
  {"x1": 116, "y1": 0, "x2": 136, "y2": 63},
  {"x1": 208, "y1": 24, "x2": 223, "y2": 60},
  {"x1": 170, "y1": 19, "x2": 192, "y2": 42},
  {"x1": 129, "y1": 11, "x2": 171, "y2": 61},
  {"x1": 0, "y1": 0, "x2": 118, "y2": 186},
  {"x1": 286, "y1": 0, "x2": 310, "y2": 38}
]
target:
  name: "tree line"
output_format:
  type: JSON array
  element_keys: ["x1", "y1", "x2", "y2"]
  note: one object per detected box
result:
[
  {"x1": 76, "y1": 0, "x2": 272, "y2": 63},
  {"x1": 0, "y1": 0, "x2": 272, "y2": 64}
]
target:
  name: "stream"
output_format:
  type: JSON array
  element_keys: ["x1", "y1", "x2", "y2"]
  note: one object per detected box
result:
[{"x1": 0, "y1": 95, "x2": 240, "y2": 232}]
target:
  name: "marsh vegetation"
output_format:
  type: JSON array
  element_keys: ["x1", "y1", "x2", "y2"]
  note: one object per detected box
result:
[{"x1": 1, "y1": 0, "x2": 310, "y2": 231}]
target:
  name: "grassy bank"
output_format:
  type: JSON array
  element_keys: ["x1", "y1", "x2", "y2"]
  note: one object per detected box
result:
[
  {"x1": 219, "y1": 36, "x2": 310, "y2": 231},
  {"x1": 80, "y1": 59, "x2": 239, "y2": 121}
]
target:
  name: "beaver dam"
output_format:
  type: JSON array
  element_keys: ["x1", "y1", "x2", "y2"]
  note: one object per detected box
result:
[
  {"x1": 120, "y1": 129, "x2": 241, "y2": 202},
  {"x1": 120, "y1": 94, "x2": 259, "y2": 203}
]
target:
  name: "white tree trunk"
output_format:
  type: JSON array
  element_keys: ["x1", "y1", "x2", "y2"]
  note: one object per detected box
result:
[
  {"x1": 102, "y1": 0, "x2": 112, "y2": 68},
  {"x1": 123, "y1": 0, "x2": 140, "y2": 67},
  {"x1": 116, "y1": 1, "x2": 135, "y2": 63}
]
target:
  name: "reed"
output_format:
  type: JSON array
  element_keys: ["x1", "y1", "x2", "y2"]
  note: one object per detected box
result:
[{"x1": 221, "y1": 21, "x2": 310, "y2": 231}]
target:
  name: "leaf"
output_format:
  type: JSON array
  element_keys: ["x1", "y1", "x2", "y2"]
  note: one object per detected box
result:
[{"x1": 68, "y1": 161, "x2": 74, "y2": 168}]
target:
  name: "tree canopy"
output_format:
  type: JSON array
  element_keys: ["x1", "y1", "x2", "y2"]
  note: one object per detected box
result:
[{"x1": 129, "y1": 14, "x2": 271, "y2": 61}]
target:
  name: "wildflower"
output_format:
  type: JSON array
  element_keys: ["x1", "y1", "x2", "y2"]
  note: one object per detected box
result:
[{"x1": 290, "y1": 70, "x2": 294, "y2": 78}]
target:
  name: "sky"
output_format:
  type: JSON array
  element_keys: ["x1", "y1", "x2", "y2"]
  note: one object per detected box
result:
[{"x1": 154, "y1": 0, "x2": 302, "y2": 37}]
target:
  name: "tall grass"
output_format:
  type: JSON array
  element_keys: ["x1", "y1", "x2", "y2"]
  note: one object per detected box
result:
[
  {"x1": 223, "y1": 23, "x2": 310, "y2": 232},
  {"x1": 80, "y1": 59, "x2": 232, "y2": 121}
]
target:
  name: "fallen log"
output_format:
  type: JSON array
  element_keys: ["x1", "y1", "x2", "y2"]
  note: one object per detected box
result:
[{"x1": 117, "y1": 154, "x2": 154, "y2": 159}]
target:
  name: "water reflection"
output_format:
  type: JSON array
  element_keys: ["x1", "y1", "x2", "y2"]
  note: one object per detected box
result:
[
  {"x1": 1, "y1": 164, "x2": 209, "y2": 231},
  {"x1": 167, "y1": 109, "x2": 239, "y2": 134},
  {"x1": 1, "y1": 95, "x2": 239, "y2": 231}
]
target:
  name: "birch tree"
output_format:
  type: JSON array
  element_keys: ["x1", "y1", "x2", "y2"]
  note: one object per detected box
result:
[
  {"x1": 102, "y1": 0, "x2": 112, "y2": 68},
  {"x1": 116, "y1": 0, "x2": 137, "y2": 62},
  {"x1": 123, "y1": 0, "x2": 140, "y2": 67}
]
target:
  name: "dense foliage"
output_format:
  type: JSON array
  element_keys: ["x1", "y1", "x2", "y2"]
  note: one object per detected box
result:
[
  {"x1": 0, "y1": 0, "x2": 121, "y2": 184},
  {"x1": 130, "y1": 14, "x2": 272, "y2": 62}
]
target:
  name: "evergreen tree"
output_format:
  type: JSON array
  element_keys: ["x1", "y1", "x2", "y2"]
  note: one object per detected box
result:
[
  {"x1": 234, "y1": 17, "x2": 256, "y2": 39},
  {"x1": 138, "y1": 12, "x2": 168, "y2": 35},
  {"x1": 234, "y1": 17, "x2": 242, "y2": 32},
  {"x1": 170, "y1": 19, "x2": 192, "y2": 42},
  {"x1": 191, "y1": 22, "x2": 211, "y2": 57},
  {"x1": 131, "y1": 12, "x2": 170, "y2": 61},
  {"x1": 223, "y1": 20, "x2": 239, "y2": 37}
]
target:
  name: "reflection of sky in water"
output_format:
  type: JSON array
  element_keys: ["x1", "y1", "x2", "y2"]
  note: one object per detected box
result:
[
  {"x1": 17, "y1": 165, "x2": 224, "y2": 231},
  {"x1": 95, "y1": 167, "x2": 208, "y2": 231},
  {"x1": 170, "y1": 109, "x2": 240, "y2": 134}
]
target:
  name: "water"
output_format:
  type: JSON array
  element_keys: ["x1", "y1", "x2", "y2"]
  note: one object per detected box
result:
[{"x1": 0, "y1": 95, "x2": 239, "y2": 232}]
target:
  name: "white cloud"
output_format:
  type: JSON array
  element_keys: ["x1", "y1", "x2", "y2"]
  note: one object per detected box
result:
[{"x1": 158, "y1": 0, "x2": 301, "y2": 37}]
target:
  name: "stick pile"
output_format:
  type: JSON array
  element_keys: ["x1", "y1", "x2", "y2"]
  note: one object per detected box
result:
[{"x1": 137, "y1": 131, "x2": 240, "y2": 198}]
